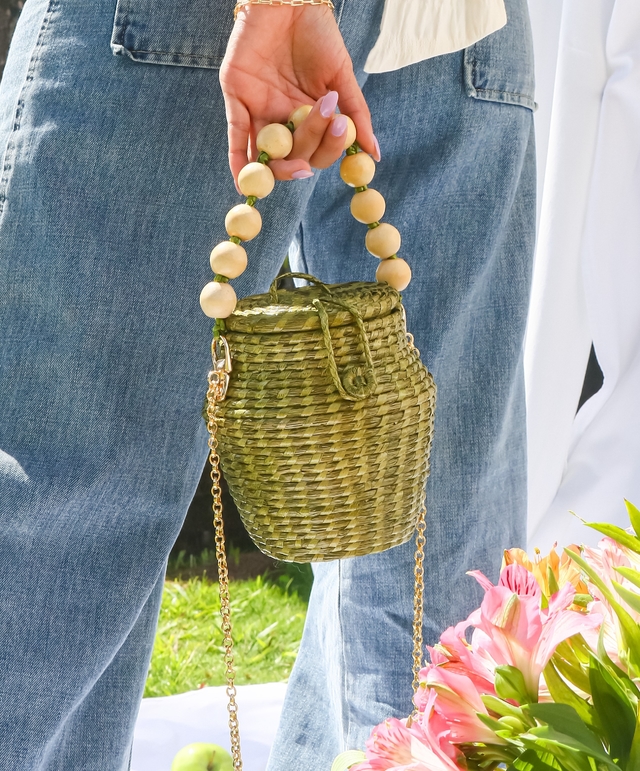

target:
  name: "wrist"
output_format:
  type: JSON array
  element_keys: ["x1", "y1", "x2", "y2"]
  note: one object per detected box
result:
[{"x1": 234, "y1": 0, "x2": 335, "y2": 22}]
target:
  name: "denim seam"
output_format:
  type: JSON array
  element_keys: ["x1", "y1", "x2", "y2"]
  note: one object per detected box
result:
[
  {"x1": 0, "y1": 0, "x2": 58, "y2": 215},
  {"x1": 473, "y1": 87, "x2": 535, "y2": 110},
  {"x1": 115, "y1": 50, "x2": 224, "y2": 66},
  {"x1": 464, "y1": 49, "x2": 535, "y2": 111}
]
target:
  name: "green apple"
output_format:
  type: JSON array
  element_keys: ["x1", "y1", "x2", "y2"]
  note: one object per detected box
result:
[{"x1": 171, "y1": 743, "x2": 234, "y2": 771}]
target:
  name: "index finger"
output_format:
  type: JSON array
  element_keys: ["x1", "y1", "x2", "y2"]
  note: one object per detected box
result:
[{"x1": 225, "y1": 99, "x2": 252, "y2": 189}]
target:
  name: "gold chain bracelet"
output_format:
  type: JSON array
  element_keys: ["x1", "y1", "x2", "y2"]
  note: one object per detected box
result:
[{"x1": 234, "y1": 0, "x2": 335, "y2": 21}]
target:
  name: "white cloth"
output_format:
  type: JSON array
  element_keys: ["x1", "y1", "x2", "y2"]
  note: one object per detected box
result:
[
  {"x1": 365, "y1": 0, "x2": 507, "y2": 73},
  {"x1": 131, "y1": 683, "x2": 287, "y2": 771},
  {"x1": 526, "y1": 0, "x2": 640, "y2": 551}
]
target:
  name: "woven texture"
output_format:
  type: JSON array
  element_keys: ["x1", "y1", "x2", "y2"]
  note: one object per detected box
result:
[{"x1": 216, "y1": 275, "x2": 436, "y2": 562}]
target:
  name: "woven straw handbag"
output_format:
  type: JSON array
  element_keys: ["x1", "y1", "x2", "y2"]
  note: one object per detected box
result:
[
  {"x1": 198, "y1": 116, "x2": 436, "y2": 770},
  {"x1": 212, "y1": 273, "x2": 435, "y2": 562}
]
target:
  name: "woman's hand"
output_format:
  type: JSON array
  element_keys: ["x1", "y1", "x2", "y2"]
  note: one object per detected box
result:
[{"x1": 219, "y1": 4, "x2": 378, "y2": 185}]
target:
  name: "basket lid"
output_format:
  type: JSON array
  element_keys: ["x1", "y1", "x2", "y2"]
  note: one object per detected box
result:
[{"x1": 225, "y1": 278, "x2": 401, "y2": 335}]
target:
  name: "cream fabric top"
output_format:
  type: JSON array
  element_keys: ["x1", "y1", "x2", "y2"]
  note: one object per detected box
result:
[{"x1": 364, "y1": 0, "x2": 507, "y2": 73}]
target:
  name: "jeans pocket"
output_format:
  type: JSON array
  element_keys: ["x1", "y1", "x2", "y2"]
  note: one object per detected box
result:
[
  {"x1": 110, "y1": 0, "x2": 235, "y2": 69},
  {"x1": 463, "y1": 0, "x2": 536, "y2": 110}
]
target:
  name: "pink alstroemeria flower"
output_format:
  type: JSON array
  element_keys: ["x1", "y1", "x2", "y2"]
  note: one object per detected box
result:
[
  {"x1": 352, "y1": 692, "x2": 463, "y2": 771},
  {"x1": 420, "y1": 666, "x2": 506, "y2": 747},
  {"x1": 466, "y1": 563, "x2": 601, "y2": 699},
  {"x1": 423, "y1": 620, "x2": 495, "y2": 698}
]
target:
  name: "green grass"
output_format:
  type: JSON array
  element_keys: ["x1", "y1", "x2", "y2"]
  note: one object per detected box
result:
[{"x1": 145, "y1": 565, "x2": 312, "y2": 698}]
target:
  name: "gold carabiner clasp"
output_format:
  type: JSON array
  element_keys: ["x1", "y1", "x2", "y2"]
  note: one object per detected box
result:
[{"x1": 209, "y1": 335, "x2": 232, "y2": 402}]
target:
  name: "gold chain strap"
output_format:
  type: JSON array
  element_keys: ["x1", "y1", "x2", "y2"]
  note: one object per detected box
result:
[
  {"x1": 412, "y1": 502, "x2": 426, "y2": 691},
  {"x1": 205, "y1": 335, "x2": 426, "y2": 765},
  {"x1": 206, "y1": 340, "x2": 243, "y2": 771}
]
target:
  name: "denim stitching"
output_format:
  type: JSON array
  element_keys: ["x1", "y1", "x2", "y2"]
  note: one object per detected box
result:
[
  {"x1": 121, "y1": 49, "x2": 222, "y2": 61},
  {"x1": 0, "y1": 0, "x2": 58, "y2": 215},
  {"x1": 474, "y1": 87, "x2": 535, "y2": 109},
  {"x1": 116, "y1": 49, "x2": 225, "y2": 68},
  {"x1": 465, "y1": 51, "x2": 534, "y2": 110}
]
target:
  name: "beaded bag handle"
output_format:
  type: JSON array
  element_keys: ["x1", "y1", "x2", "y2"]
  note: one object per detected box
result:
[
  {"x1": 199, "y1": 107, "x2": 412, "y2": 324},
  {"x1": 201, "y1": 108, "x2": 424, "y2": 771}
]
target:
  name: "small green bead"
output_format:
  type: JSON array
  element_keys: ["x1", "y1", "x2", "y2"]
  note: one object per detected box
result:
[
  {"x1": 214, "y1": 274, "x2": 230, "y2": 283},
  {"x1": 285, "y1": 121, "x2": 295, "y2": 132},
  {"x1": 354, "y1": 185, "x2": 368, "y2": 193},
  {"x1": 257, "y1": 151, "x2": 270, "y2": 164},
  {"x1": 246, "y1": 195, "x2": 258, "y2": 207},
  {"x1": 213, "y1": 318, "x2": 228, "y2": 339},
  {"x1": 367, "y1": 221, "x2": 380, "y2": 229},
  {"x1": 229, "y1": 235, "x2": 242, "y2": 245}
]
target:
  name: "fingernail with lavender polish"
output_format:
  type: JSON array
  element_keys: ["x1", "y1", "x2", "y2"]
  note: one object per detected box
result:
[
  {"x1": 292, "y1": 170, "x2": 314, "y2": 180},
  {"x1": 320, "y1": 91, "x2": 339, "y2": 118},
  {"x1": 373, "y1": 135, "x2": 381, "y2": 162},
  {"x1": 330, "y1": 115, "x2": 348, "y2": 137}
]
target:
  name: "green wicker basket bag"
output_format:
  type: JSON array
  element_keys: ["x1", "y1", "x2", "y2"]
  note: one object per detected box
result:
[
  {"x1": 200, "y1": 118, "x2": 436, "y2": 564},
  {"x1": 212, "y1": 273, "x2": 435, "y2": 562}
]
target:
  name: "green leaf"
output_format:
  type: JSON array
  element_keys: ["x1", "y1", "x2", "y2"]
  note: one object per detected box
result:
[
  {"x1": 626, "y1": 500, "x2": 640, "y2": 540},
  {"x1": 616, "y1": 566, "x2": 640, "y2": 592},
  {"x1": 555, "y1": 640, "x2": 585, "y2": 667},
  {"x1": 613, "y1": 580, "x2": 640, "y2": 614},
  {"x1": 552, "y1": 652, "x2": 592, "y2": 695},
  {"x1": 572, "y1": 593, "x2": 593, "y2": 608},
  {"x1": 566, "y1": 549, "x2": 617, "y2": 602},
  {"x1": 628, "y1": 707, "x2": 640, "y2": 771},
  {"x1": 521, "y1": 725, "x2": 617, "y2": 771},
  {"x1": 482, "y1": 694, "x2": 528, "y2": 720},
  {"x1": 525, "y1": 703, "x2": 604, "y2": 755},
  {"x1": 543, "y1": 659, "x2": 596, "y2": 728},
  {"x1": 331, "y1": 751, "x2": 366, "y2": 771},
  {"x1": 584, "y1": 522, "x2": 640, "y2": 555},
  {"x1": 496, "y1": 664, "x2": 536, "y2": 704},
  {"x1": 477, "y1": 711, "x2": 510, "y2": 734},
  {"x1": 566, "y1": 549, "x2": 640, "y2": 673},
  {"x1": 508, "y1": 748, "x2": 564, "y2": 771},
  {"x1": 570, "y1": 634, "x2": 596, "y2": 665},
  {"x1": 595, "y1": 632, "x2": 640, "y2": 703},
  {"x1": 589, "y1": 655, "x2": 637, "y2": 765}
]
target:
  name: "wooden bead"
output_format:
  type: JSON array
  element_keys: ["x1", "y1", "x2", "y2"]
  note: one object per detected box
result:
[
  {"x1": 289, "y1": 104, "x2": 313, "y2": 129},
  {"x1": 350, "y1": 188, "x2": 386, "y2": 224},
  {"x1": 342, "y1": 115, "x2": 357, "y2": 149},
  {"x1": 199, "y1": 281, "x2": 238, "y2": 319},
  {"x1": 365, "y1": 223, "x2": 401, "y2": 259},
  {"x1": 225, "y1": 204, "x2": 262, "y2": 241},
  {"x1": 210, "y1": 241, "x2": 248, "y2": 279},
  {"x1": 238, "y1": 162, "x2": 275, "y2": 199},
  {"x1": 339, "y1": 153, "x2": 376, "y2": 187},
  {"x1": 256, "y1": 123, "x2": 293, "y2": 159},
  {"x1": 376, "y1": 258, "x2": 412, "y2": 291}
]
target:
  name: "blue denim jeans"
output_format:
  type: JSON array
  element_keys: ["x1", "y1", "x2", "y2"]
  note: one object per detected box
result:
[{"x1": 0, "y1": 0, "x2": 534, "y2": 768}]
